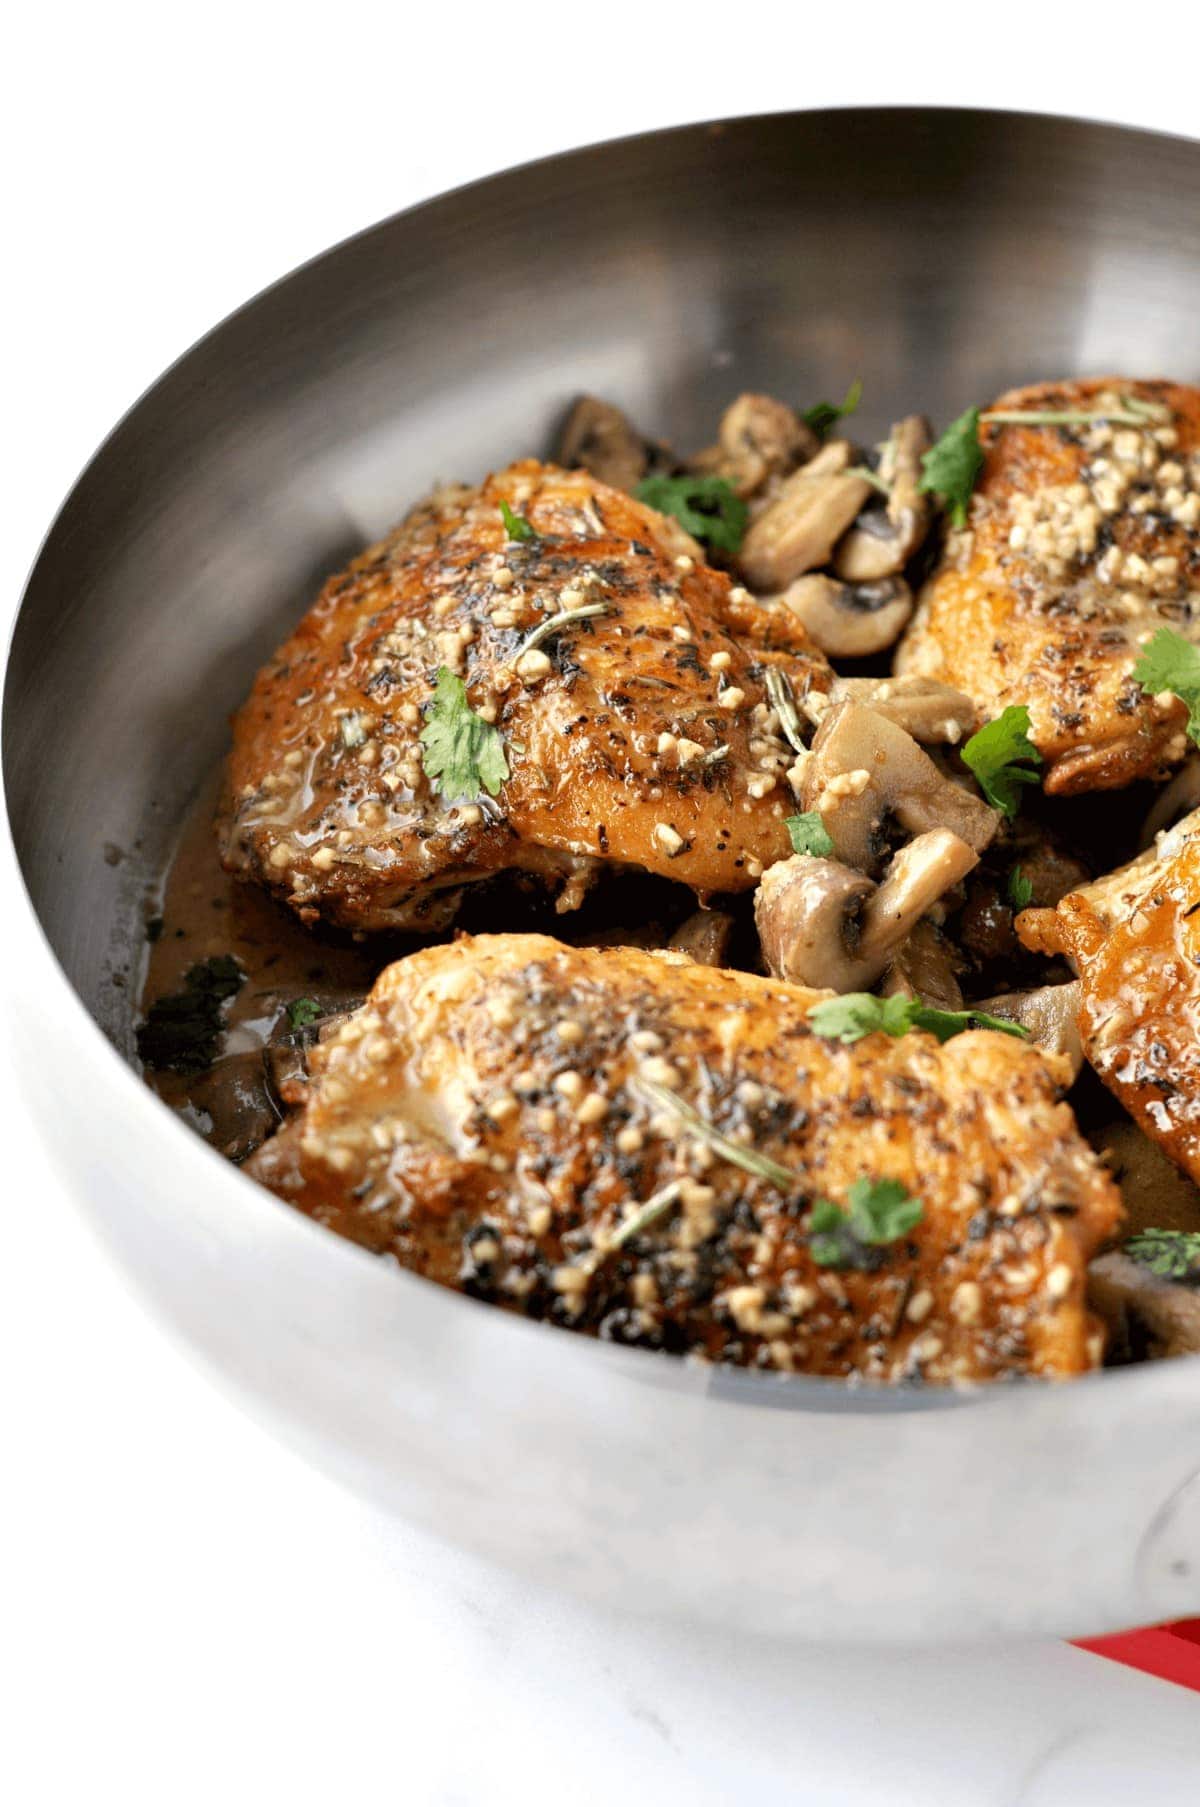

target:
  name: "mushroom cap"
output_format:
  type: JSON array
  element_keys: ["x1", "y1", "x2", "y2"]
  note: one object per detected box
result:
[
  {"x1": 779, "y1": 573, "x2": 914, "y2": 658},
  {"x1": 827, "y1": 676, "x2": 978, "y2": 745},
  {"x1": 737, "y1": 441, "x2": 873, "y2": 590},
  {"x1": 833, "y1": 415, "x2": 933, "y2": 582},
  {"x1": 755, "y1": 830, "x2": 980, "y2": 995},
  {"x1": 556, "y1": 395, "x2": 651, "y2": 494},
  {"x1": 754, "y1": 855, "x2": 874, "y2": 991},
  {"x1": 803, "y1": 700, "x2": 999, "y2": 873},
  {"x1": 715, "y1": 392, "x2": 817, "y2": 497}
]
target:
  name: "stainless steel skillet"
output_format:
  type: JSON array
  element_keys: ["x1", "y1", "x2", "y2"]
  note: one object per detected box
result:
[{"x1": 5, "y1": 107, "x2": 1200, "y2": 1641}]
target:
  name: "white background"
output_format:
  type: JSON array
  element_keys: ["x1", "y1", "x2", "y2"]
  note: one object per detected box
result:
[{"x1": 4, "y1": 6, "x2": 1200, "y2": 1802}]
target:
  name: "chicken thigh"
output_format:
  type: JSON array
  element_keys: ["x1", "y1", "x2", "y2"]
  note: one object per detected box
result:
[
  {"x1": 897, "y1": 379, "x2": 1200, "y2": 793},
  {"x1": 247, "y1": 933, "x2": 1121, "y2": 1382},
  {"x1": 220, "y1": 461, "x2": 831, "y2": 931},
  {"x1": 1020, "y1": 806, "x2": 1200, "y2": 1183}
]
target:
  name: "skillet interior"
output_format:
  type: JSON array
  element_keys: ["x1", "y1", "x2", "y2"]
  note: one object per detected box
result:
[
  {"x1": 5, "y1": 109, "x2": 1200, "y2": 1641},
  {"x1": 7, "y1": 105, "x2": 1200, "y2": 1050}
]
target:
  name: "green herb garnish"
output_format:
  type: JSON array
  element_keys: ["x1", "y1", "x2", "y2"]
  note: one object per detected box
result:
[
  {"x1": 633, "y1": 1077, "x2": 799, "y2": 1190},
  {"x1": 764, "y1": 667, "x2": 807, "y2": 755},
  {"x1": 634, "y1": 474, "x2": 749, "y2": 555},
  {"x1": 500, "y1": 499, "x2": 536, "y2": 542},
  {"x1": 514, "y1": 602, "x2": 609, "y2": 658},
  {"x1": 919, "y1": 406, "x2": 985, "y2": 527},
  {"x1": 786, "y1": 811, "x2": 835, "y2": 858},
  {"x1": 919, "y1": 396, "x2": 1170, "y2": 526},
  {"x1": 135, "y1": 955, "x2": 245, "y2": 1075},
  {"x1": 608, "y1": 1180, "x2": 685, "y2": 1251},
  {"x1": 632, "y1": 1074, "x2": 924, "y2": 1274},
  {"x1": 419, "y1": 667, "x2": 509, "y2": 802},
  {"x1": 961, "y1": 704, "x2": 1043, "y2": 817},
  {"x1": 808, "y1": 991, "x2": 1029, "y2": 1046},
  {"x1": 809, "y1": 1178, "x2": 924, "y2": 1270},
  {"x1": 1007, "y1": 865, "x2": 1034, "y2": 910},
  {"x1": 981, "y1": 396, "x2": 1169, "y2": 429},
  {"x1": 1124, "y1": 1229, "x2": 1200, "y2": 1284},
  {"x1": 287, "y1": 998, "x2": 324, "y2": 1031},
  {"x1": 1133, "y1": 627, "x2": 1200, "y2": 748},
  {"x1": 852, "y1": 464, "x2": 892, "y2": 497},
  {"x1": 802, "y1": 377, "x2": 863, "y2": 440}
]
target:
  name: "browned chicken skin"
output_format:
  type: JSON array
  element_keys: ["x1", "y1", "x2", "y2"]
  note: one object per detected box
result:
[
  {"x1": 220, "y1": 461, "x2": 832, "y2": 932},
  {"x1": 897, "y1": 379, "x2": 1200, "y2": 793},
  {"x1": 1020, "y1": 807, "x2": 1200, "y2": 1184},
  {"x1": 246, "y1": 934, "x2": 1121, "y2": 1382}
]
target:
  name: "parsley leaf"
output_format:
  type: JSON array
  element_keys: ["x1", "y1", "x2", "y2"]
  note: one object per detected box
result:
[
  {"x1": 1124, "y1": 1229, "x2": 1200, "y2": 1285},
  {"x1": 634, "y1": 474, "x2": 749, "y2": 555},
  {"x1": 809, "y1": 1178, "x2": 924, "y2": 1269},
  {"x1": 807, "y1": 992, "x2": 919, "y2": 1043},
  {"x1": 807, "y1": 991, "x2": 1029, "y2": 1046},
  {"x1": 919, "y1": 406, "x2": 985, "y2": 527},
  {"x1": 135, "y1": 955, "x2": 245, "y2": 1075},
  {"x1": 499, "y1": 499, "x2": 535, "y2": 542},
  {"x1": 1133, "y1": 627, "x2": 1200, "y2": 747},
  {"x1": 287, "y1": 998, "x2": 324, "y2": 1031},
  {"x1": 961, "y1": 704, "x2": 1043, "y2": 817},
  {"x1": 419, "y1": 667, "x2": 509, "y2": 802},
  {"x1": 1007, "y1": 865, "x2": 1034, "y2": 910},
  {"x1": 802, "y1": 377, "x2": 862, "y2": 440},
  {"x1": 786, "y1": 811, "x2": 835, "y2": 857},
  {"x1": 909, "y1": 1003, "x2": 1030, "y2": 1042}
]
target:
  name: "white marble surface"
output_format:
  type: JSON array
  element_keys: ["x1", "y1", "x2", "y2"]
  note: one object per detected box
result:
[{"x1": 4, "y1": 8, "x2": 1200, "y2": 1801}]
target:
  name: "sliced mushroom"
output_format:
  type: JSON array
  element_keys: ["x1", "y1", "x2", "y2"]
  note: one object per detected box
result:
[
  {"x1": 556, "y1": 395, "x2": 655, "y2": 493},
  {"x1": 695, "y1": 393, "x2": 816, "y2": 498},
  {"x1": 1089, "y1": 1115, "x2": 1200, "y2": 1238},
  {"x1": 263, "y1": 989, "x2": 366, "y2": 1107},
  {"x1": 737, "y1": 441, "x2": 873, "y2": 591},
  {"x1": 668, "y1": 908, "x2": 736, "y2": 967},
  {"x1": 972, "y1": 980, "x2": 1084, "y2": 1081},
  {"x1": 189, "y1": 1053, "x2": 282, "y2": 1163},
  {"x1": 824, "y1": 676, "x2": 978, "y2": 745},
  {"x1": 856, "y1": 830, "x2": 980, "y2": 975},
  {"x1": 776, "y1": 573, "x2": 914, "y2": 658},
  {"x1": 802, "y1": 700, "x2": 1000, "y2": 874},
  {"x1": 833, "y1": 415, "x2": 933, "y2": 581},
  {"x1": 1140, "y1": 757, "x2": 1200, "y2": 848},
  {"x1": 755, "y1": 830, "x2": 978, "y2": 994},
  {"x1": 1088, "y1": 1252, "x2": 1200, "y2": 1362},
  {"x1": 882, "y1": 919, "x2": 964, "y2": 1010},
  {"x1": 755, "y1": 856, "x2": 875, "y2": 991}
]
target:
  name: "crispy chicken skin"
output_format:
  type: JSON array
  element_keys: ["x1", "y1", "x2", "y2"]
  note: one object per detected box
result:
[
  {"x1": 246, "y1": 934, "x2": 1121, "y2": 1382},
  {"x1": 1020, "y1": 808, "x2": 1200, "y2": 1184},
  {"x1": 896, "y1": 379, "x2": 1200, "y2": 794},
  {"x1": 220, "y1": 462, "x2": 832, "y2": 932}
]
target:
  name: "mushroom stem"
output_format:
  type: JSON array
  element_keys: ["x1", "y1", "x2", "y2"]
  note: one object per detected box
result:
[
  {"x1": 857, "y1": 831, "x2": 979, "y2": 971},
  {"x1": 754, "y1": 830, "x2": 979, "y2": 995},
  {"x1": 737, "y1": 442, "x2": 873, "y2": 590},
  {"x1": 971, "y1": 981, "x2": 1084, "y2": 1080},
  {"x1": 803, "y1": 700, "x2": 999, "y2": 873}
]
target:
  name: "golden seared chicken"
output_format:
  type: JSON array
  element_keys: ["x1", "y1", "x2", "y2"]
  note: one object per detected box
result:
[
  {"x1": 246, "y1": 934, "x2": 1121, "y2": 1382},
  {"x1": 220, "y1": 462, "x2": 832, "y2": 932},
  {"x1": 897, "y1": 379, "x2": 1200, "y2": 793},
  {"x1": 1020, "y1": 806, "x2": 1200, "y2": 1183}
]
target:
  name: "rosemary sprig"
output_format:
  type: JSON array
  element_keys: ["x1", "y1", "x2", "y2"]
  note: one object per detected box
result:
[
  {"x1": 633, "y1": 1077, "x2": 799, "y2": 1191},
  {"x1": 608, "y1": 1180, "x2": 685, "y2": 1250},
  {"x1": 981, "y1": 396, "x2": 1169, "y2": 429},
  {"x1": 764, "y1": 667, "x2": 807, "y2": 756},
  {"x1": 851, "y1": 464, "x2": 892, "y2": 497},
  {"x1": 514, "y1": 602, "x2": 609, "y2": 659}
]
